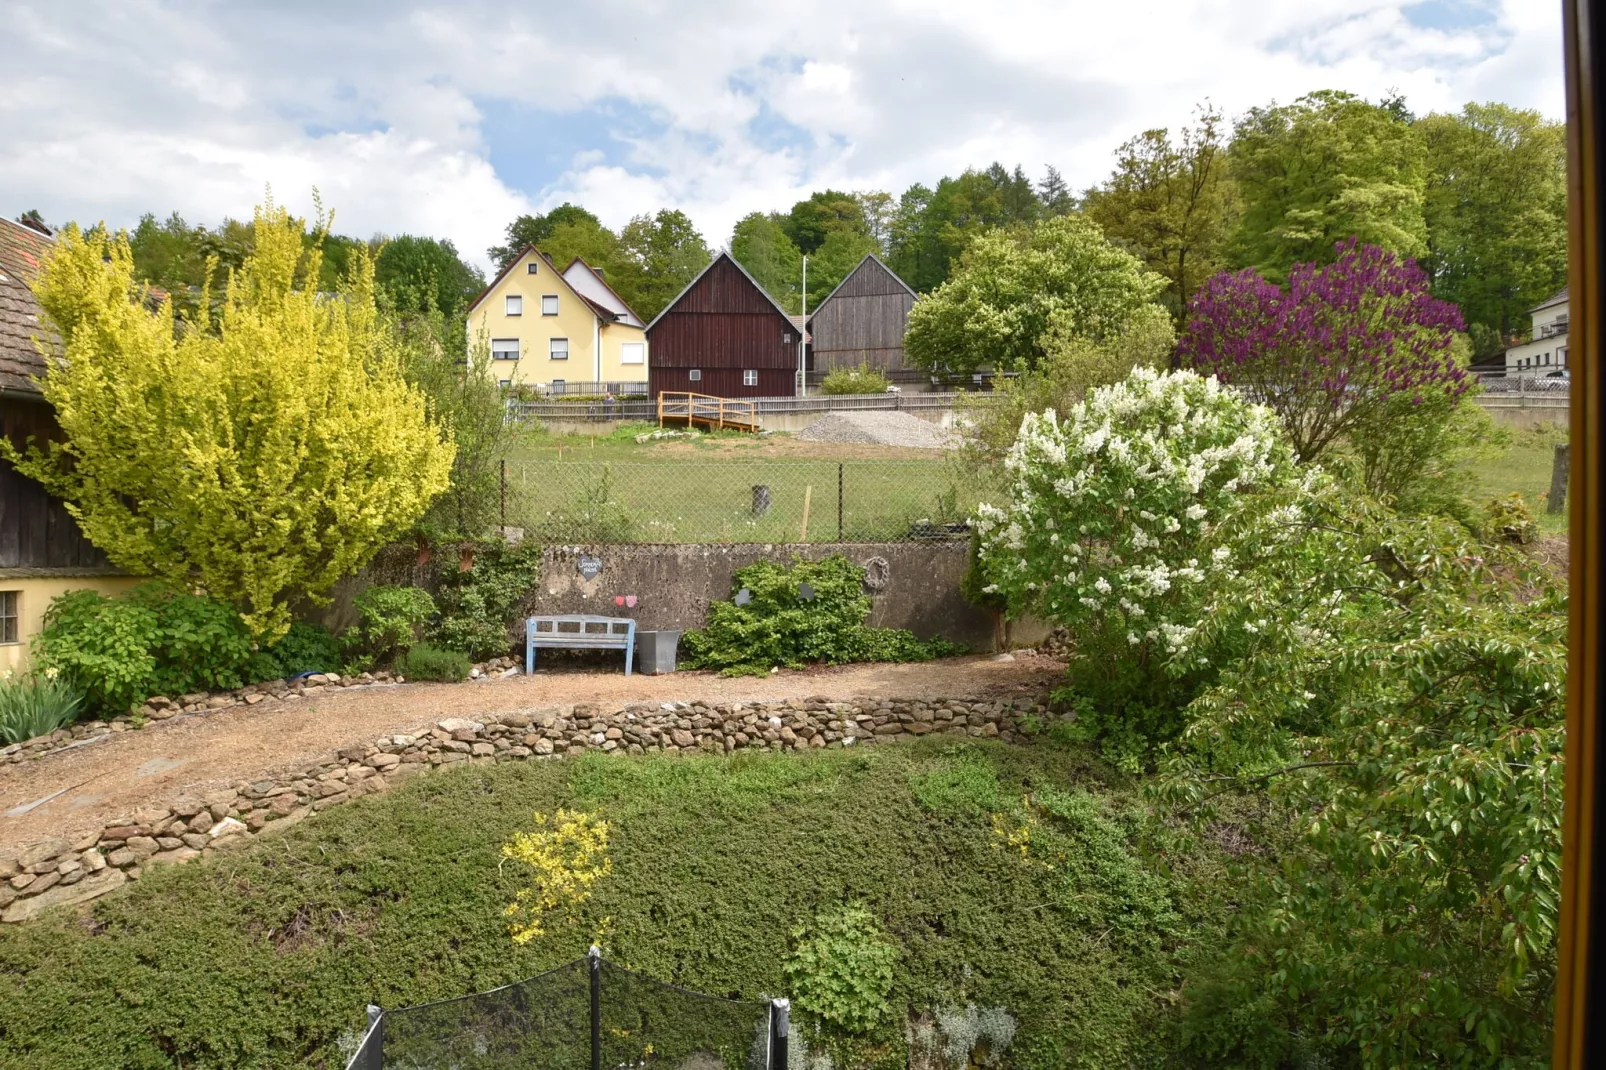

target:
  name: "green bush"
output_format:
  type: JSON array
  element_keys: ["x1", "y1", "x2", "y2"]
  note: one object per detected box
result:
[
  {"x1": 346, "y1": 585, "x2": 436, "y2": 668},
  {"x1": 680, "y1": 555, "x2": 961, "y2": 676},
  {"x1": 34, "y1": 583, "x2": 255, "y2": 714},
  {"x1": 820, "y1": 361, "x2": 891, "y2": 395},
  {"x1": 785, "y1": 903, "x2": 901, "y2": 1034},
  {"x1": 1484, "y1": 491, "x2": 1539, "y2": 544},
  {"x1": 395, "y1": 642, "x2": 471, "y2": 682},
  {"x1": 430, "y1": 543, "x2": 541, "y2": 659},
  {"x1": 265, "y1": 621, "x2": 343, "y2": 677},
  {"x1": 0, "y1": 671, "x2": 85, "y2": 744}
]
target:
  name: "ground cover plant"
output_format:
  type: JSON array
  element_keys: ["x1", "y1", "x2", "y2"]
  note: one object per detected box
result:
[{"x1": 0, "y1": 741, "x2": 1238, "y2": 1069}]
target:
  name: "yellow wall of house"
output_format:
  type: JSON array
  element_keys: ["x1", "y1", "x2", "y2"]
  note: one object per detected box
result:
[
  {"x1": 599, "y1": 321, "x2": 649, "y2": 383},
  {"x1": 469, "y1": 249, "x2": 600, "y2": 387},
  {"x1": 0, "y1": 575, "x2": 143, "y2": 675}
]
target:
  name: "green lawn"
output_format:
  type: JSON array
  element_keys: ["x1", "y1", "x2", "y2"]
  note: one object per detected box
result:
[
  {"x1": 0, "y1": 741, "x2": 1236, "y2": 1069},
  {"x1": 505, "y1": 426, "x2": 990, "y2": 543},
  {"x1": 1469, "y1": 424, "x2": 1570, "y2": 534}
]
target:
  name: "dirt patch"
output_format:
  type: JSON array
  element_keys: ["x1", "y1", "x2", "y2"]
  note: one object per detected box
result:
[{"x1": 0, "y1": 655, "x2": 1063, "y2": 856}]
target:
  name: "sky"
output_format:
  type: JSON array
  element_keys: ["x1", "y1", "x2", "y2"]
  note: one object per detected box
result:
[{"x1": 0, "y1": 0, "x2": 1564, "y2": 272}]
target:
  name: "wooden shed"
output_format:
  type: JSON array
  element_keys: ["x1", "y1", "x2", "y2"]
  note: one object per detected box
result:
[
  {"x1": 646, "y1": 252, "x2": 800, "y2": 399},
  {"x1": 805, "y1": 254, "x2": 917, "y2": 375}
]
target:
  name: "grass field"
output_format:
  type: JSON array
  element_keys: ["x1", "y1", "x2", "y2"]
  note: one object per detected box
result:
[
  {"x1": 504, "y1": 424, "x2": 992, "y2": 544},
  {"x1": 0, "y1": 740, "x2": 1238, "y2": 1069},
  {"x1": 1469, "y1": 423, "x2": 1570, "y2": 534}
]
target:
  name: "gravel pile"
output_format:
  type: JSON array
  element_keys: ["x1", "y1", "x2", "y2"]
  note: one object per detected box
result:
[{"x1": 797, "y1": 410, "x2": 959, "y2": 449}]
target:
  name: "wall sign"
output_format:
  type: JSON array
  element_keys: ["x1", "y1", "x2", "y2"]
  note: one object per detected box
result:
[{"x1": 577, "y1": 555, "x2": 603, "y2": 581}]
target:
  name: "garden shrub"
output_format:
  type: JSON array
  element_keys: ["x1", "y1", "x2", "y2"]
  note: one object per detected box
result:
[
  {"x1": 784, "y1": 903, "x2": 900, "y2": 1034},
  {"x1": 820, "y1": 361, "x2": 891, "y2": 395},
  {"x1": 1484, "y1": 491, "x2": 1539, "y2": 544},
  {"x1": 394, "y1": 642, "x2": 471, "y2": 682},
  {"x1": 346, "y1": 584, "x2": 436, "y2": 668},
  {"x1": 0, "y1": 670, "x2": 85, "y2": 744},
  {"x1": 973, "y1": 366, "x2": 1313, "y2": 767},
  {"x1": 264, "y1": 621, "x2": 343, "y2": 677},
  {"x1": 680, "y1": 556, "x2": 960, "y2": 676},
  {"x1": 35, "y1": 583, "x2": 255, "y2": 713},
  {"x1": 500, "y1": 809, "x2": 613, "y2": 945},
  {"x1": 430, "y1": 542, "x2": 541, "y2": 660}
]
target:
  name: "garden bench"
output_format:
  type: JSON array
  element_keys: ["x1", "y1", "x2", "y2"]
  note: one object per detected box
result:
[{"x1": 525, "y1": 615, "x2": 637, "y2": 675}]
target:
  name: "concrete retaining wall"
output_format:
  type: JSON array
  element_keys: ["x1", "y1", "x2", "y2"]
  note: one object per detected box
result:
[
  {"x1": 323, "y1": 540, "x2": 1043, "y2": 652},
  {"x1": 1474, "y1": 395, "x2": 1569, "y2": 430}
]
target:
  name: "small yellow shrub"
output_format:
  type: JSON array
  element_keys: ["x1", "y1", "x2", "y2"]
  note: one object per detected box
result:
[{"x1": 501, "y1": 809, "x2": 613, "y2": 945}]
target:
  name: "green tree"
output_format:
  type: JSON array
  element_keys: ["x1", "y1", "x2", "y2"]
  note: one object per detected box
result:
[
  {"x1": 904, "y1": 214, "x2": 1168, "y2": 375},
  {"x1": 854, "y1": 190, "x2": 896, "y2": 252},
  {"x1": 886, "y1": 166, "x2": 1040, "y2": 292},
  {"x1": 540, "y1": 218, "x2": 627, "y2": 279},
  {"x1": 784, "y1": 189, "x2": 870, "y2": 254},
  {"x1": 1229, "y1": 90, "x2": 1427, "y2": 278},
  {"x1": 1037, "y1": 166, "x2": 1076, "y2": 216},
  {"x1": 617, "y1": 209, "x2": 711, "y2": 321},
  {"x1": 488, "y1": 203, "x2": 602, "y2": 270},
  {"x1": 1084, "y1": 104, "x2": 1237, "y2": 319},
  {"x1": 11, "y1": 199, "x2": 455, "y2": 641},
  {"x1": 805, "y1": 228, "x2": 880, "y2": 309},
  {"x1": 374, "y1": 234, "x2": 485, "y2": 316},
  {"x1": 731, "y1": 211, "x2": 803, "y2": 313},
  {"x1": 1417, "y1": 102, "x2": 1568, "y2": 338}
]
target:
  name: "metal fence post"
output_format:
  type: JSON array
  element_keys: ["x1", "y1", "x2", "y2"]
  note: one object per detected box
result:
[
  {"x1": 837, "y1": 463, "x2": 844, "y2": 542},
  {"x1": 769, "y1": 998, "x2": 789, "y2": 1070},
  {"x1": 589, "y1": 945, "x2": 602, "y2": 1070}
]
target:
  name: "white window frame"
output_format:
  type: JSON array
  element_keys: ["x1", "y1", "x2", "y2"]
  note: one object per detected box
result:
[
  {"x1": 491, "y1": 338, "x2": 520, "y2": 361},
  {"x1": 541, "y1": 295, "x2": 560, "y2": 316},
  {"x1": 505, "y1": 294, "x2": 523, "y2": 316},
  {"x1": 620, "y1": 342, "x2": 645, "y2": 365},
  {"x1": 743, "y1": 369, "x2": 758, "y2": 386},
  {"x1": 549, "y1": 338, "x2": 569, "y2": 361},
  {"x1": 688, "y1": 369, "x2": 702, "y2": 382}
]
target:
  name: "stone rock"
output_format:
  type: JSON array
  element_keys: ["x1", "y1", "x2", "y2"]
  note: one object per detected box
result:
[
  {"x1": 366, "y1": 753, "x2": 401, "y2": 770},
  {"x1": 81, "y1": 850, "x2": 106, "y2": 873},
  {"x1": 207, "y1": 695, "x2": 233, "y2": 709},
  {"x1": 0, "y1": 858, "x2": 16, "y2": 880},
  {"x1": 181, "y1": 833, "x2": 210, "y2": 850},
  {"x1": 8, "y1": 873, "x2": 35, "y2": 891},
  {"x1": 209, "y1": 817, "x2": 247, "y2": 841},
  {"x1": 26, "y1": 871, "x2": 62, "y2": 896},
  {"x1": 2, "y1": 867, "x2": 125, "y2": 923},
  {"x1": 187, "y1": 812, "x2": 214, "y2": 835},
  {"x1": 471, "y1": 742, "x2": 495, "y2": 757},
  {"x1": 171, "y1": 798, "x2": 204, "y2": 818},
  {"x1": 105, "y1": 848, "x2": 138, "y2": 868},
  {"x1": 533, "y1": 737, "x2": 554, "y2": 756},
  {"x1": 672, "y1": 729, "x2": 695, "y2": 748},
  {"x1": 437, "y1": 717, "x2": 484, "y2": 735},
  {"x1": 269, "y1": 794, "x2": 299, "y2": 817},
  {"x1": 124, "y1": 836, "x2": 159, "y2": 859},
  {"x1": 144, "y1": 848, "x2": 200, "y2": 868},
  {"x1": 17, "y1": 838, "x2": 70, "y2": 869}
]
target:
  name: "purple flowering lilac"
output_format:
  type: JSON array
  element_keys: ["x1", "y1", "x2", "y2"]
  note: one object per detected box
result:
[{"x1": 1177, "y1": 239, "x2": 1469, "y2": 462}]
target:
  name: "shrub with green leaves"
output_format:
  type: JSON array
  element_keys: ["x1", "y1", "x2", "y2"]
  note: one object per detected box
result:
[
  {"x1": 264, "y1": 621, "x2": 343, "y2": 677},
  {"x1": 429, "y1": 543, "x2": 541, "y2": 660},
  {"x1": 0, "y1": 671, "x2": 85, "y2": 744},
  {"x1": 34, "y1": 583, "x2": 255, "y2": 713},
  {"x1": 680, "y1": 556, "x2": 960, "y2": 676},
  {"x1": 1484, "y1": 491, "x2": 1539, "y2": 545},
  {"x1": 346, "y1": 584, "x2": 436, "y2": 668},
  {"x1": 784, "y1": 903, "x2": 900, "y2": 1034},
  {"x1": 395, "y1": 642, "x2": 471, "y2": 682},
  {"x1": 820, "y1": 361, "x2": 891, "y2": 395}
]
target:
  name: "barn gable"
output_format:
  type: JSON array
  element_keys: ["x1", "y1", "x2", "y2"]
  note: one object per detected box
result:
[
  {"x1": 646, "y1": 252, "x2": 801, "y2": 398},
  {"x1": 805, "y1": 254, "x2": 918, "y2": 374}
]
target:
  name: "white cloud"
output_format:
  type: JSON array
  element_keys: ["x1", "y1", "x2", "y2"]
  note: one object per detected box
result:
[{"x1": 0, "y1": 0, "x2": 1563, "y2": 270}]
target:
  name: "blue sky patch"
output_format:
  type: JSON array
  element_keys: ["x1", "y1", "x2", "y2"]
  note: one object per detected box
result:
[
  {"x1": 477, "y1": 95, "x2": 671, "y2": 199},
  {"x1": 1402, "y1": 0, "x2": 1497, "y2": 32}
]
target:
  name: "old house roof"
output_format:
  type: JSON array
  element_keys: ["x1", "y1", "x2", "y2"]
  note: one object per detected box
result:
[
  {"x1": 644, "y1": 250, "x2": 797, "y2": 333},
  {"x1": 0, "y1": 217, "x2": 56, "y2": 396},
  {"x1": 805, "y1": 253, "x2": 916, "y2": 328}
]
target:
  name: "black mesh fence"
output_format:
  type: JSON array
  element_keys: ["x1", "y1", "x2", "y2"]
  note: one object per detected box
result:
[
  {"x1": 346, "y1": 951, "x2": 783, "y2": 1069},
  {"x1": 503, "y1": 458, "x2": 994, "y2": 545}
]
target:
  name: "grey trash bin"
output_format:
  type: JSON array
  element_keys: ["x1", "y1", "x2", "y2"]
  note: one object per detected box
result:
[{"x1": 635, "y1": 630, "x2": 681, "y2": 675}]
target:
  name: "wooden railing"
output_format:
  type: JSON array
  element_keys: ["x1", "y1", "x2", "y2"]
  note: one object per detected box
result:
[{"x1": 656, "y1": 392, "x2": 760, "y2": 431}]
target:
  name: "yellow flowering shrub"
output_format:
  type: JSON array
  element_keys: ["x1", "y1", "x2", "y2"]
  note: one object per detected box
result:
[
  {"x1": 10, "y1": 197, "x2": 455, "y2": 641},
  {"x1": 501, "y1": 809, "x2": 613, "y2": 945}
]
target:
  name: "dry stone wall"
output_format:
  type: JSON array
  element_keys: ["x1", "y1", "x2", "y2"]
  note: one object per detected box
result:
[{"x1": 0, "y1": 691, "x2": 1050, "y2": 924}]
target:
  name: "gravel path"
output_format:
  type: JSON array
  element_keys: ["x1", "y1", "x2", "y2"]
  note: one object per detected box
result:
[
  {"x1": 0, "y1": 655, "x2": 1063, "y2": 855},
  {"x1": 798, "y1": 411, "x2": 959, "y2": 449}
]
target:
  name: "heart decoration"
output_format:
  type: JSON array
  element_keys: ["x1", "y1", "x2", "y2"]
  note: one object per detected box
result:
[
  {"x1": 614, "y1": 596, "x2": 626, "y2": 606},
  {"x1": 625, "y1": 595, "x2": 638, "y2": 608}
]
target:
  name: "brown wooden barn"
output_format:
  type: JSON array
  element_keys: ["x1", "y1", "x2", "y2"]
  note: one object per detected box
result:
[
  {"x1": 0, "y1": 216, "x2": 135, "y2": 671},
  {"x1": 646, "y1": 252, "x2": 800, "y2": 399},
  {"x1": 806, "y1": 253, "x2": 917, "y2": 377}
]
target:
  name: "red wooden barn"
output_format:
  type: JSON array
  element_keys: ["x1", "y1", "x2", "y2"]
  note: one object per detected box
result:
[{"x1": 646, "y1": 252, "x2": 800, "y2": 399}]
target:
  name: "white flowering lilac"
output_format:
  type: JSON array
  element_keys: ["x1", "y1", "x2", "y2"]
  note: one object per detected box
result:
[{"x1": 976, "y1": 367, "x2": 1309, "y2": 690}]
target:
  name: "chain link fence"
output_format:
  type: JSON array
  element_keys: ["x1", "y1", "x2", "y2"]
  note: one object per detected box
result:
[
  {"x1": 347, "y1": 949, "x2": 787, "y2": 1069},
  {"x1": 500, "y1": 456, "x2": 995, "y2": 544}
]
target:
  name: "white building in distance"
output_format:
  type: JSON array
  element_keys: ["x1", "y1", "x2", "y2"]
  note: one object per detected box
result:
[{"x1": 1504, "y1": 288, "x2": 1569, "y2": 375}]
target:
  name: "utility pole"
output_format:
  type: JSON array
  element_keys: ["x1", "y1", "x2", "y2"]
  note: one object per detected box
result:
[{"x1": 798, "y1": 256, "x2": 808, "y2": 397}]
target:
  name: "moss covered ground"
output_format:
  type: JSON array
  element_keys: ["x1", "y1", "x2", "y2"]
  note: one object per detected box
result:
[{"x1": 0, "y1": 740, "x2": 1237, "y2": 1069}]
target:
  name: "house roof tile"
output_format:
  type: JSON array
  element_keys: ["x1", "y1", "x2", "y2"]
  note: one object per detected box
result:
[{"x1": 0, "y1": 218, "x2": 55, "y2": 396}]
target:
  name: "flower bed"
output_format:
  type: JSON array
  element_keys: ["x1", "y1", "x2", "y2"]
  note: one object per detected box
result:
[{"x1": 0, "y1": 691, "x2": 1049, "y2": 923}]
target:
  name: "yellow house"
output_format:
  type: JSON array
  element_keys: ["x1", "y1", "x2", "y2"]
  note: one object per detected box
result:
[
  {"x1": 466, "y1": 246, "x2": 648, "y2": 393},
  {"x1": 0, "y1": 217, "x2": 142, "y2": 674}
]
